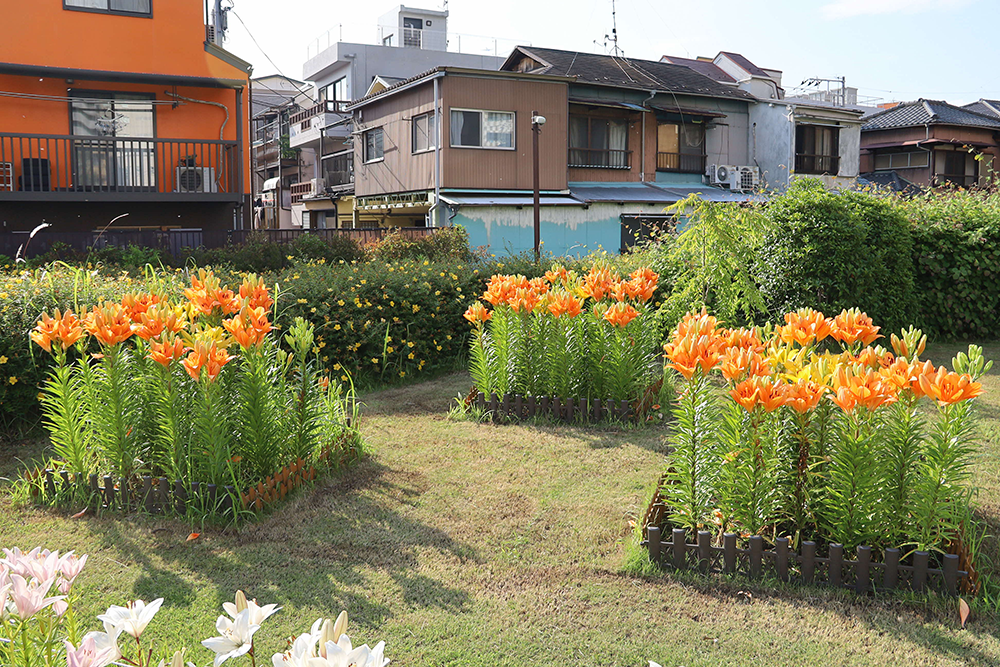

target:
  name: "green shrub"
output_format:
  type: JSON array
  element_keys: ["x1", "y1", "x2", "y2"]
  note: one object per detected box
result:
[
  {"x1": 901, "y1": 190, "x2": 1000, "y2": 339},
  {"x1": 367, "y1": 226, "x2": 475, "y2": 263},
  {"x1": 756, "y1": 179, "x2": 915, "y2": 332}
]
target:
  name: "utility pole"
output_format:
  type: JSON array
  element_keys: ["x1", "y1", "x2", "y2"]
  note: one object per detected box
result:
[{"x1": 531, "y1": 111, "x2": 546, "y2": 262}]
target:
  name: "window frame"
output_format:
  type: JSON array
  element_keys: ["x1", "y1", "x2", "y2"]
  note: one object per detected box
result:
[
  {"x1": 568, "y1": 113, "x2": 631, "y2": 169},
  {"x1": 449, "y1": 108, "x2": 516, "y2": 151},
  {"x1": 411, "y1": 111, "x2": 437, "y2": 154},
  {"x1": 363, "y1": 127, "x2": 385, "y2": 164},
  {"x1": 63, "y1": 0, "x2": 153, "y2": 18},
  {"x1": 873, "y1": 151, "x2": 929, "y2": 171},
  {"x1": 794, "y1": 124, "x2": 841, "y2": 175}
]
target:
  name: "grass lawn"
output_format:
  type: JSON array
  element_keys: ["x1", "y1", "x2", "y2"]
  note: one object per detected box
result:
[{"x1": 2, "y1": 344, "x2": 1000, "y2": 666}]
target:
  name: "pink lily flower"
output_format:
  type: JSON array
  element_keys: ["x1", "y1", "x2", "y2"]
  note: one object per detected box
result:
[
  {"x1": 65, "y1": 635, "x2": 117, "y2": 667},
  {"x1": 9, "y1": 574, "x2": 65, "y2": 619}
]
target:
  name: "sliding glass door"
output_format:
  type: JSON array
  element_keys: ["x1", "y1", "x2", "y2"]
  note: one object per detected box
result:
[{"x1": 71, "y1": 91, "x2": 156, "y2": 191}]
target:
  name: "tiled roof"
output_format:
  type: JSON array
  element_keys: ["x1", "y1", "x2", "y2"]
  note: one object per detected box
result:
[
  {"x1": 659, "y1": 55, "x2": 736, "y2": 84},
  {"x1": 717, "y1": 51, "x2": 771, "y2": 78},
  {"x1": 857, "y1": 171, "x2": 923, "y2": 195},
  {"x1": 506, "y1": 46, "x2": 754, "y2": 100},
  {"x1": 963, "y1": 100, "x2": 1000, "y2": 119},
  {"x1": 862, "y1": 99, "x2": 1000, "y2": 131}
]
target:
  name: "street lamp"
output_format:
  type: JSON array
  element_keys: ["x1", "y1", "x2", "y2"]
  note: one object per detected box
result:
[{"x1": 531, "y1": 111, "x2": 546, "y2": 262}]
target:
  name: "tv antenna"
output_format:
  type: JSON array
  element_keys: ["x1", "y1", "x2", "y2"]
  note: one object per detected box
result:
[{"x1": 604, "y1": 0, "x2": 623, "y2": 56}]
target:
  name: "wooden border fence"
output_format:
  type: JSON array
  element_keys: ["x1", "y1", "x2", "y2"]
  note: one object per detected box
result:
[
  {"x1": 644, "y1": 526, "x2": 968, "y2": 596},
  {"x1": 474, "y1": 391, "x2": 637, "y2": 423}
]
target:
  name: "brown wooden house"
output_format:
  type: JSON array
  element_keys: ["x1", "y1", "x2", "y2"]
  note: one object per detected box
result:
[{"x1": 860, "y1": 100, "x2": 1000, "y2": 188}]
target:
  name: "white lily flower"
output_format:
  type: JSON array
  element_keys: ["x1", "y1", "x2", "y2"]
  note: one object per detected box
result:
[
  {"x1": 202, "y1": 609, "x2": 261, "y2": 667},
  {"x1": 323, "y1": 634, "x2": 390, "y2": 667},
  {"x1": 82, "y1": 628, "x2": 122, "y2": 663},
  {"x1": 97, "y1": 598, "x2": 163, "y2": 640},
  {"x1": 222, "y1": 591, "x2": 280, "y2": 627}
]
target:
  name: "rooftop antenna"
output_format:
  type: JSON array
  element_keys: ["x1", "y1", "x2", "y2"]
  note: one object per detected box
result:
[{"x1": 605, "y1": 0, "x2": 623, "y2": 56}]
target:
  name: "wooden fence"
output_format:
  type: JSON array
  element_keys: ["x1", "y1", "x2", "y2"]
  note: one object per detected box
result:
[
  {"x1": 474, "y1": 391, "x2": 637, "y2": 423},
  {"x1": 644, "y1": 526, "x2": 968, "y2": 596},
  {"x1": 28, "y1": 441, "x2": 355, "y2": 517}
]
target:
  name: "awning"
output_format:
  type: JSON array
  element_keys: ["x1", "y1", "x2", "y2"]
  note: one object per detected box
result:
[
  {"x1": 569, "y1": 98, "x2": 647, "y2": 112},
  {"x1": 647, "y1": 102, "x2": 727, "y2": 119},
  {"x1": 652, "y1": 185, "x2": 764, "y2": 203},
  {"x1": 570, "y1": 183, "x2": 679, "y2": 204},
  {"x1": 262, "y1": 177, "x2": 281, "y2": 191},
  {"x1": 439, "y1": 192, "x2": 583, "y2": 207}
]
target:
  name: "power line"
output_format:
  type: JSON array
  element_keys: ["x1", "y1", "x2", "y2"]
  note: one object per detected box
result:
[{"x1": 230, "y1": 8, "x2": 294, "y2": 82}]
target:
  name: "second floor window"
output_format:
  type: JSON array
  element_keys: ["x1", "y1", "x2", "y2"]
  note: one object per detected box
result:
[
  {"x1": 450, "y1": 109, "x2": 514, "y2": 149},
  {"x1": 65, "y1": 0, "x2": 151, "y2": 16},
  {"x1": 364, "y1": 128, "x2": 384, "y2": 163},
  {"x1": 795, "y1": 125, "x2": 840, "y2": 175},
  {"x1": 412, "y1": 112, "x2": 437, "y2": 153},
  {"x1": 569, "y1": 115, "x2": 629, "y2": 168},
  {"x1": 320, "y1": 78, "x2": 349, "y2": 105},
  {"x1": 656, "y1": 122, "x2": 705, "y2": 173}
]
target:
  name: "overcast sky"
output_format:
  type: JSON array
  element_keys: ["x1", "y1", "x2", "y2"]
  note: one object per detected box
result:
[{"x1": 222, "y1": 0, "x2": 1000, "y2": 106}]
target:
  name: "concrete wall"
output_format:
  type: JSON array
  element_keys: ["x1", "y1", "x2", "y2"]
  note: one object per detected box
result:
[{"x1": 304, "y1": 42, "x2": 504, "y2": 97}]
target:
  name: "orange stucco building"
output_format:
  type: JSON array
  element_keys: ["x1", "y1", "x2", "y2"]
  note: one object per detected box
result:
[{"x1": 0, "y1": 1, "x2": 252, "y2": 238}]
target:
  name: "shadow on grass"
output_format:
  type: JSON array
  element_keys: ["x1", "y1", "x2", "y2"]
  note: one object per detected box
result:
[{"x1": 83, "y1": 458, "x2": 476, "y2": 629}]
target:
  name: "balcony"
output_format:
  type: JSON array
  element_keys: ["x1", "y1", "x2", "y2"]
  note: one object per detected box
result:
[
  {"x1": 568, "y1": 148, "x2": 632, "y2": 170},
  {"x1": 289, "y1": 101, "x2": 351, "y2": 149},
  {"x1": 0, "y1": 133, "x2": 241, "y2": 202},
  {"x1": 656, "y1": 152, "x2": 706, "y2": 174}
]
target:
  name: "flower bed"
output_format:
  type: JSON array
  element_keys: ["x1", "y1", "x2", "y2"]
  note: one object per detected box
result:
[
  {"x1": 463, "y1": 265, "x2": 662, "y2": 411},
  {"x1": 649, "y1": 307, "x2": 989, "y2": 594},
  {"x1": 21, "y1": 270, "x2": 361, "y2": 520}
]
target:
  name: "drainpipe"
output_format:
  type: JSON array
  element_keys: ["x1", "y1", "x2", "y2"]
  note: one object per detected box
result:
[
  {"x1": 641, "y1": 90, "x2": 656, "y2": 181},
  {"x1": 786, "y1": 103, "x2": 796, "y2": 186},
  {"x1": 422, "y1": 72, "x2": 445, "y2": 226}
]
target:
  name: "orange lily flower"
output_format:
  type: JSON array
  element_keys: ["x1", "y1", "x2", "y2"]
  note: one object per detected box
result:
[
  {"x1": 830, "y1": 308, "x2": 882, "y2": 346},
  {"x1": 121, "y1": 292, "x2": 161, "y2": 323},
  {"x1": 626, "y1": 268, "x2": 659, "y2": 303},
  {"x1": 776, "y1": 308, "x2": 832, "y2": 347},
  {"x1": 918, "y1": 367, "x2": 984, "y2": 406},
  {"x1": 31, "y1": 309, "x2": 85, "y2": 353},
  {"x1": 604, "y1": 302, "x2": 639, "y2": 328},
  {"x1": 148, "y1": 334, "x2": 187, "y2": 367},
  {"x1": 784, "y1": 379, "x2": 827, "y2": 413},
  {"x1": 546, "y1": 292, "x2": 582, "y2": 318},
  {"x1": 135, "y1": 303, "x2": 186, "y2": 340},
  {"x1": 720, "y1": 348, "x2": 770, "y2": 382},
  {"x1": 463, "y1": 302, "x2": 493, "y2": 324},
  {"x1": 831, "y1": 366, "x2": 897, "y2": 412},
  {"x1": 675, "y1": 308, "x2": 719, "y2": 338},
  {"x1": 718, "y1": 327, "x2": 765, "y2": 353},
  {"x1": 183, "y1": 339, "x2": 233, "y2": 382},
  {"x1": 544, "y1": 265, "x2": 569, "y2": 285},
  {"x1": 223, "y1": 306, "x2": 272, "y2": 349},
  {"x1": 665, "y1": 332, "x2": 723, "y2": 379},
  {"x1": 581, "y1": 267, "x2": 619, "y2": 302},
  {"x1": 890, "y1": 332, "x2": 927, "y2": 360},
  {"x1": 239, "y1": 274, "x2": 274, "y2": 311},
  {"x1": 731, "y1": 376, "x2": 786, "y2": 412},
  {"x1": 84, "y1": 302, "x2": 135, "y2": 347}
]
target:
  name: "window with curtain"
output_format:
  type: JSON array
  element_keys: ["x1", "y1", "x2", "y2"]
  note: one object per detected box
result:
[
  {"x1": 795, "y1": 124, "x2": 840, "y2": 174},
  {"x1": 412, "y1": 112, "x2": 437, "y2": 153},
  {"x1": 70, "y1": 91, "x2": 155, "y2": 190},
  {"x1": 569, "y1": 115, "x2": 629, "y2": 168},
  {"x1": 450, "y1": 109, "x2": 514, "y2": 149},
  {"x1": 656, "y1": 122, "x2": 705, "y2": 172},
  {"x1": 364, "y1": 128, "x2": 384, "y2": 163},
  {"x1": 65, "y1": 0, "x2": 152, "y2": 16}
]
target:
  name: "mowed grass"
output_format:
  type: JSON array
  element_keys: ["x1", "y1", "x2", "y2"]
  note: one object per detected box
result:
[{"x1": 0, "y1": 343, "x2": 999, "y2": 666}]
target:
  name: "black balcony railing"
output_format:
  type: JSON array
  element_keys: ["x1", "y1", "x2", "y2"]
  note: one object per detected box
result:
[
  {"x1": 656, "y1": 152, "x2": 706, "y2": 174},
  {"x1": 568, "y1": 148, "x2": 632, "y2": 170},
  {"x1": 794, "y1": 154, "x2": 840, "y2": 175},
  {"x1": 0, "y1": 133, "x2": 240, "y2": 200}
]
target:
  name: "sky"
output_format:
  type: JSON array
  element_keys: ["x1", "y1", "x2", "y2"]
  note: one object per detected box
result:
[{"x1": 221, "y1": 0, "x2": 1000, "y2": 106}]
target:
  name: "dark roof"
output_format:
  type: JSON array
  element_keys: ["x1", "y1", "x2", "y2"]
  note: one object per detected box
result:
[
  {"x1": 659, "y1": 55, "x2": 736, "y2": 84},
  {"x1": 503, "y1": 46, "x2": 754, "y2": 101},
  {"x1": 717, "y1": 51, "x2": 771, "y2": 78},
  {"x1": 857, "y1": 171, "x2": 923, "y2": 196},
  {"x1": 862, "y1": 99, "x2": 1000, "y2": 131},
  {"x1": 963, "y1": 100, "x2": 1000, "y2": 119}
]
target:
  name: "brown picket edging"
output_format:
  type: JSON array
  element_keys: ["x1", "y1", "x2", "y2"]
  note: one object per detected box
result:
[
  {"x1": 474, "y1": 391, "x2": 637, "y2": 423},
  {"x1": 26, "y1": 439, "x2": 355, "y2": 518},
  {"x1": 643, "y1": 526, "x2": 968, "y2": 596}
]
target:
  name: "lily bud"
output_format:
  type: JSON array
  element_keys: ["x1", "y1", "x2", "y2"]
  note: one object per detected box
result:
[
  {"x1": 319, "y1": 618, "x2": 334, "y2": 657},
  {"x1": 170, "y1": 649, "x2": 186, "y2": 667},
  {"x1": 235, "y1": 590, "x2": 248, "y2": 613},
  {"x1": 333, "y1": 610, "x2": 348, "y2": 643}
]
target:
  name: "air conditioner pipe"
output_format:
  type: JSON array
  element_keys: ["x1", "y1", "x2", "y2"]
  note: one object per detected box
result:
[{"x1": 164, "y1": 90, "x2": 230, "y2": 190}]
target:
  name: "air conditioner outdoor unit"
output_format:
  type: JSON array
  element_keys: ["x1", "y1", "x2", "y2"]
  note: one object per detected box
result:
[
  {"x1": 708, "y1": 164, "x2": 739, "y2": 187},
  {"x1": 310, "y1": 177, "x2": 327, "y2": 196},
  {"x1": 175, "y1": 167, "x2": 217, "y2": 193},
  {"x1": 733, "y1": 166, "x2": 760, "y2": 192}
]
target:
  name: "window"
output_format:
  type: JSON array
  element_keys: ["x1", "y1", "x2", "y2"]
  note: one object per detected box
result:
[
  {"x1": 70, "y1": 90, "x2": 155, "y2": 190},
  {"x1": 569, "y1": 115, "x2": 630, "y2": 168},
  {"x1": 64, "y1": 0, "x2": 151, "y2": 16},
  {"x1": 322, "y1": 151, "x2": 354, "y2": 186},
  {"x1": 656, "y1": 122, "x2": 705, "y2": 173},
  {"x1": 873, "y1": 151, "x2": 929, "y2": 170},
  {"x1": 412, "y1": 112, "x2": 437, "y2": 153},
  {"x1": 364, "y1": 128, "x2": 384, "y2": 163},
  {"x1": 450, "y1": 109, "x2": 514, "y2": 149},
  {"x1": 795, "y1": 125, "x2": 840, "y2": 175},
  {"x1": 320, "y1": 78, "x2": 348, "y2": 105}
]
